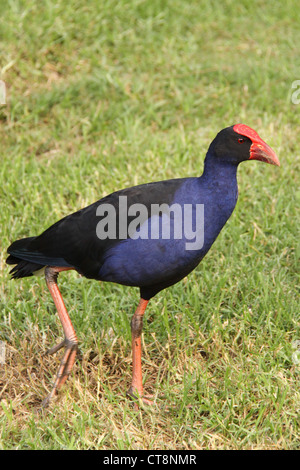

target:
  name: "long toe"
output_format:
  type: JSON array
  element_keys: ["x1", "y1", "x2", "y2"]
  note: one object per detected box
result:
[
  {"x1": 42, "y1": 341, "x2": 78, "y2": 407},
  {"x1": 44, "y1": 339, "x2": 66, "y2": 356}
]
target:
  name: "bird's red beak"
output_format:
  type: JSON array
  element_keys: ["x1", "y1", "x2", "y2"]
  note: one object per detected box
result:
[
  {"x1": 249, "y1": 140, "x2": 280, "y2": 166},
  {"x1": 233, "y1": 124, "x2": 280, "y2": 167}
]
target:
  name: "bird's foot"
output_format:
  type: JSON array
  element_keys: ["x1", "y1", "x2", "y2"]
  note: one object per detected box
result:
[
  {"x1": 140, "y1": 395, "x2": 154, "y2": 406},
  {"x1": 44, "y1": 339, "x2": 66, "y2": 356},
  {"x1": 127, "y1": 387, "x2": 154, "y2": 407},
  {"x1": 44, "y1": 338, "x2": 82, "y2": 359},
  {"x1": 40, "y1": 389, "x2": 58, "y2": 409},
  {"x1": 41, "y1": 338, "x2": 78, "y2": 408}
]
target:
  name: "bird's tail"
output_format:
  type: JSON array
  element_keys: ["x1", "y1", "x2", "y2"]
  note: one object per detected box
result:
[{"x1": 6, "y1": 237, "x2": 45, "y2": 279}]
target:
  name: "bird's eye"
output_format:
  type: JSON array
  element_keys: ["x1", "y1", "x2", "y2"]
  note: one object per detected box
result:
[{"x1": 238, "y1": 138, "x2": 245, "y2": 144}]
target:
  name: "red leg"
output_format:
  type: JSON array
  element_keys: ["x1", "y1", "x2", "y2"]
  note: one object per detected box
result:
[
  {"x1": 42, "y1": 266, "x2": 78, "y2": 407},
  {"x1": 127, "y1": 298, "x2": 152, "y2": 405}
]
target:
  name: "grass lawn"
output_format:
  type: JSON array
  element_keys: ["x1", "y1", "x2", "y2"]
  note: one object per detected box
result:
[{"x1": 0, "y1": 0, "x2": 299, "y2": 450}]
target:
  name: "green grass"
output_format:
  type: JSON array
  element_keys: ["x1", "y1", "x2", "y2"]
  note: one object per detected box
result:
[{"x1": 0, "y1": 0, "x2": 299, "y2": 450}]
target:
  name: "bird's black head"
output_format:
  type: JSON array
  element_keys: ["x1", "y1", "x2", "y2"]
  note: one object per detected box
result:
[{"x1": 206, "y1": 124, "x2": 280, "y2": 167}]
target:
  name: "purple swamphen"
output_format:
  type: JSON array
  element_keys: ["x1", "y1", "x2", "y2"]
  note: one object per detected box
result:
[{"x1": 6, "y1": 124, "x2": 280, "y2": 406}]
